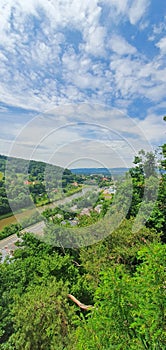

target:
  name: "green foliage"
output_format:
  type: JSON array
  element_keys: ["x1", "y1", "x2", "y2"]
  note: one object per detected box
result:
[
  {"x1": 0, "y1": 155, "x2": 76, "y2": 217},
  {"x1": 0, "y1": 223, "x2": 21, "y2": 241},
  {"x1": 20, "y1": 212, "x2": 43, "y2": 228},
  {"x1": 146, "y1": 145, "x2": 166, "y2": 239},
  {"x1": 71, "y1": 243, "x2": 166, "y2": 350},
  {"x1": 127, "y1": 150, "x2": 157, "y2": 217},
  {"x1": 124, "y1": 147, "x2": 166, "y2": 242},
  {"x1": 0, "y1": 213, "x2": 42, "y2": 241},
  {"x1": 5, "y1": 280, "x2": 76, "y2": 350},
  {"x1": 0, "y1": 223, "x2": 164, "y2": 350}
]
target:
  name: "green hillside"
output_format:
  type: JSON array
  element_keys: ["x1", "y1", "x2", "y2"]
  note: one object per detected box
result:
[{"x1": 0, "y1": 155, "x2": 80, "y2": 216}]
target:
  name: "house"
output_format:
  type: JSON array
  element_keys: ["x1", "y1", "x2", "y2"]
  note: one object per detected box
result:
[
  {"x1": 94, "y1": 204, "x2": 102, "y2": 214},
  {"x1": 68, "y1": 218, "x2": 79, "y2": 226},
  {"x1": 61, "y1": 218, "x2": 79, "y2": 226},
  {"x1": 24, "y1": 180, "x2": 38, "y2": 185},
  {"x1": 79, "y1": 207, "x2": 91, "y2": 216},
  {"x1": 72, "y1": 181, "x2": 78, "y2": 187},
  {"x1": 24, "y1": 180, "x2": 32, "y2": 185},
  {"x1": 70, "y1": 205, "x2": 78, "y2": 212},
  {"x1": 61, "y1": 220, "x2": 67, "y2": 225},
  {"x1": 54, "y1": 213, "x2": 63, "y2": 219},
  {"x1": 103, "y1": 186, "x2": 116, "y2": 195},
  {"x1": 53, "y1": 188, "x2": 58, "y2": 193}
]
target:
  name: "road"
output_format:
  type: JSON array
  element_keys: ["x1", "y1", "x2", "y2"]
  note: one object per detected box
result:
[
  {"x1": 0, "y1": 222, "x2": 46, "y2": 262},
  {"x1": 0, "y1": 234, "x2": 22, "y2": 262},
  {"x1": 23, "y1": 221, "x2": 45, "y2": 235},
  {"x1": 0, "y1": 186, "x2": 97, "y2": 261}
]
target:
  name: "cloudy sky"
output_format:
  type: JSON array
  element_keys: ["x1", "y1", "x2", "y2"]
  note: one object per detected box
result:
[{"x1": 0, "y1": 0, "x2": 166, "y2": 168}]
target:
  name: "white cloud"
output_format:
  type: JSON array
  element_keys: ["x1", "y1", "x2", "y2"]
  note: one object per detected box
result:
[
  {"x1": 81, "y1": 25, "x2": 106, "y2": 56},
  {"x1": 0, "y1": 0, "x2": 110, "y2": 110},
  {"x1": 109, "y1": 53, "x2": 166, "y2": 102},
  {"x1": 3, "y1": 104, "x2": 160, "y2": 168},
  {"x1": 149, "y1": 16, "x2": 166, "y2": 41},
  {"x1": 101, "y1": 0, "x2": 149, "y2": 25},
  {"x1": 109, "y1": 34, "x2": 137, "y2": 55},
  {"x1": 0, "y1": 0, "x2": 165, "y2": 161},
  {"x1": 103, "y1": 0, "x2": 129, "y2": 15},
  {"x1": 0, "y1": 0, "x2": 163, "y2": 111},
  {"x1": 156, "y1": 37, "x2": 166, "y2": 55},
  {"x1": 137, "y1": 113, "x2": 166, "y2": 144},
  {"x1": 148, "y1": 101, "x2": 166, "y2": 114},
  {"x1": 128, "y1": 0, "x2": 150, "y2": 25}
]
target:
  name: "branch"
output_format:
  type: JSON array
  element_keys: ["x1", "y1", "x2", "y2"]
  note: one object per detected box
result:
[
  {"x1": 67, "y1": 294, "x2": 94, "y2": 310},
  {"x1": 72, "y1": 260, "x2": 81, "y2": 267}
]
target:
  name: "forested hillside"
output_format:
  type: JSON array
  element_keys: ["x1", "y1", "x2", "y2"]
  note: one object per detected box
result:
[
  {"x1": 0, "y1": 156, "x2": 81, "y2": 216},
  {"x1": 0, "y1": 140, "x2": 165, "y2": 349}
]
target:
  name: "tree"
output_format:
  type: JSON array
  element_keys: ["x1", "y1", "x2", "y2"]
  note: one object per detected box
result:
[
  {"x1": 70, "y1": 243, "x2": 166, "y2": 350},
  {"x1": 127, "y1": 150, "x2": 157, "y2": 220},
  {"x1": 5, "y1": 280, "x2": 76, "y2": 350}
]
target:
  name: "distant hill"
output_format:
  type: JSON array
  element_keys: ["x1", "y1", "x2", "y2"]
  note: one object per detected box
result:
[
  {"x1": 0, "y1": 154, "x2": 77, "y2": 216},
  {"x1": 0, "y1": 154, "x2": 64, "y2": 175},
  {"x1": 70, "y1": 167, "x2": 128, "y2": 176}
]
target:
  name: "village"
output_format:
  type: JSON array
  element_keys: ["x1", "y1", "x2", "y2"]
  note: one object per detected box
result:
[{"x1": 42, "y1": 173, "x2": 116, "y2": 228}]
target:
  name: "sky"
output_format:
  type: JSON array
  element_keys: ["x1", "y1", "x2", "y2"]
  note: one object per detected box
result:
[{"x1": 0, "y1": 0, "x2": 166, "y2": 169}]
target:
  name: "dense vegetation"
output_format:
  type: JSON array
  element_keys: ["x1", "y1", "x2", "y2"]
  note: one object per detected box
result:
[
  {"x1": 0, "y1": 156, "x2": 83, "y2": 216},
  {"x1": 0, "y1": 136, "x2": 165, "y2": 349}
]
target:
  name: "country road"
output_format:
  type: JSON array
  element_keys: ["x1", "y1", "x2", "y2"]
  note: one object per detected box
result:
[
  {"x1": 0, "y1": 186, "x2": 98, "y2": 261},
  {"x1": 0, "y1": 222, "x2": 46, "y2": 262},
  {"x1": 0, "y1": 234, "x2": 22, "y2": 262}
]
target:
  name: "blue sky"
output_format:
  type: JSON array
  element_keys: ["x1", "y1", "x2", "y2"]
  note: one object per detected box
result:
[{"x1": 0, "y1": 0, "x2": 166, "y2": 168}]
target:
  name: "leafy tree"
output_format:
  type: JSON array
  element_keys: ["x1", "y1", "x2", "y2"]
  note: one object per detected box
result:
[
  {"x1": 127, "y1": 150, "x2": 157, "y2": 219},
  {"x1": 4, "y1": 280, "x2": 76, "y2": 350},
  {"x1": 0, "y1": 223, "x2": 21, "y2": 241},
  {"x1": 71, "y1": 243, "x2": 166, "y2": 350}
]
